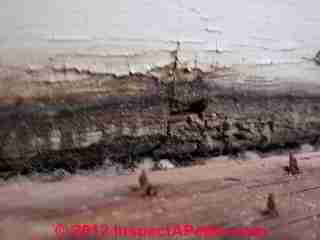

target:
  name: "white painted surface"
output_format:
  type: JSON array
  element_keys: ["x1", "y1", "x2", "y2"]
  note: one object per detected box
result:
[{"x1": 0, "y1": 0, "x2": 319, "y2": 79}]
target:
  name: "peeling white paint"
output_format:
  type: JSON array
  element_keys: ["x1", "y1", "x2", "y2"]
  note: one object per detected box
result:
[{"x1": 0, "y1": 0, "x2": 319, "y2": 81}]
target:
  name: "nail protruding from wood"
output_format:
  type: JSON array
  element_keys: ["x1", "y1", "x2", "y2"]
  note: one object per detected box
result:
[
  {"x1": 262, "y1": 193, "x2": 279, "y2": 218},
  {"x1": 284, "y1": 152, "x2": 301, "y2": 175}
]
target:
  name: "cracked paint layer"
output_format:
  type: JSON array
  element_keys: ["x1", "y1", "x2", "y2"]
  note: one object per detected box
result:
[{"x1": 0, "y1": 0, "x2": 320, "y2": 83}]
